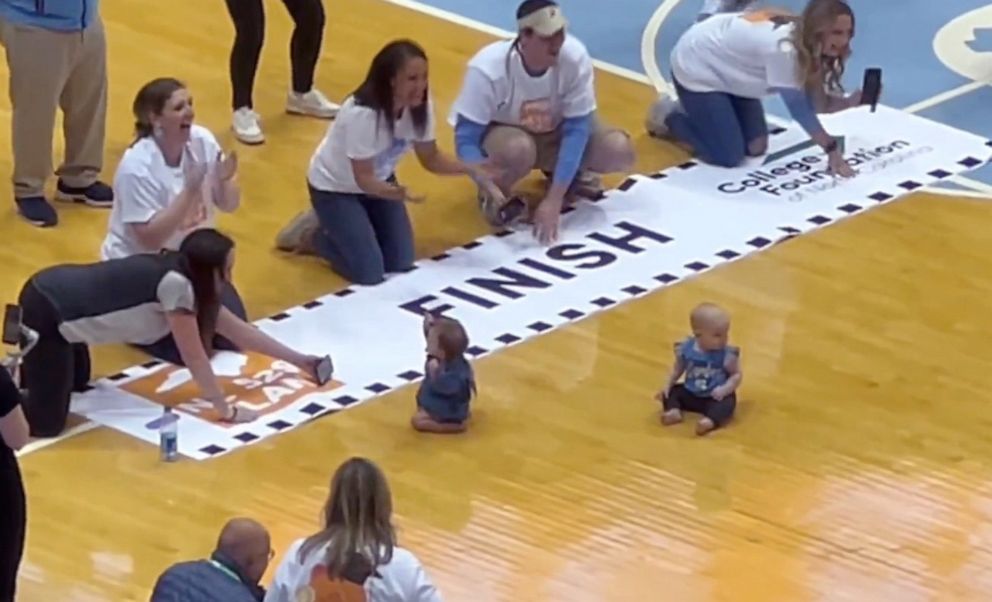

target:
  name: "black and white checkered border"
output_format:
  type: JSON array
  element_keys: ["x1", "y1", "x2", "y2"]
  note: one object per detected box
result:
[{"x1": 95, "y1": 147, "x2": 992, "y2": 458}]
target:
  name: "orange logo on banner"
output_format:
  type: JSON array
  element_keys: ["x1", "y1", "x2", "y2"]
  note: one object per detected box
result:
[{"x1": 120, "y1": 352, "x2": 343, "y2": 427}]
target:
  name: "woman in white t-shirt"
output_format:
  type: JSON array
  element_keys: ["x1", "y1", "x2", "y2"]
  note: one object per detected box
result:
[
  {"x1": 276, "y1": 40, "x2": 497, "y2": 285},
  {"x1": 102, "y1": 78, "x2": 248, "y2": 364},
  {"x1": 648, "y1": 0, "x2": 862, "y2": 175},
  {"x1": 265, "y1": 457, "x2": 442, "y2": 602}
]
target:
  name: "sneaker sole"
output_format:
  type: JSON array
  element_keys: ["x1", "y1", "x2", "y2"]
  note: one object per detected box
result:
[
  {"x1": 233, "y1": 130, "x2": 265, "y2": 145},
  {"x1": 285, "y1": 106, "x2": 339, "y2": 120},
  {"x1": 54, "y1": 191, "x2": 113, "y2": 208},
  {"x1": 17, "y1": 212, "x2": 56, "y2": 227}
]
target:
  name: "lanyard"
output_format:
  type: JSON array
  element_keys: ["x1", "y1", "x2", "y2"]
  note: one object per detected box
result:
[{"x1": 210, "y1": 559, "x2": 242, "y2": 584}]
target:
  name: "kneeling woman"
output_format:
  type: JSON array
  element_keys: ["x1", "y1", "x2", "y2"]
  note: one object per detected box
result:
[
  {"x1": 18, "y1": 229, "x2": 325, "y2": 437},
  {"x1": 648, "y1": 0, "x2": 861, "y2": 175},
  {"x1": 278, "y1": 39, "x2": 497, "y2": 285},
  {"x1": 102, "y1": 77, "x2": 247, "y2": 365}
]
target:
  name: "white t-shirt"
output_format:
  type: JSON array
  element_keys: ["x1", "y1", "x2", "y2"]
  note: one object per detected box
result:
[
  {"x1": 448, "y1": 36, "x2": 597, "y2": 134},
  {"x1": 101, "y1": 125, "x2": 223, "y2": 260},
  {"x1": 307, "y1": 95, "x2": 436, "y2": 194},
  {"x1": 264, "y1": 539, "x2": 442, "y2": 602},
  {"x1": 670, "y1": 11, "x2": 802, "y2": 99}
]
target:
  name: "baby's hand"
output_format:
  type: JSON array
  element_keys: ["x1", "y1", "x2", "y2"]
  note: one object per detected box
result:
[
  {"x1": 655, "y1": 387, "x2": 669, "y2": 402},
  {"x1": 426, "y1": 357, "x2": 441, "y2": 378},
  {"x1": 711, "y1": 386, "x2": 729, "y2": 401}
]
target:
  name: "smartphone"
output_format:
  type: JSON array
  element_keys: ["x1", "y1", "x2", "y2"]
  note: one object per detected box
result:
[
  {"x1": 315, "y1": 355, "x2": 334, "y2": 386},
  {"x1": 861, "y1": 68, "x2": 882, "y2": 112},
  {"x1": 2, "y1": 304, "x2": 21, "y2": 345}
]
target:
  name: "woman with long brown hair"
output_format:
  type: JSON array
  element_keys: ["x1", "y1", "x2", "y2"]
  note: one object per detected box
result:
[
  {"x1": 103, "y1": 77, "x2": 247, "y2": 364},
  {"x1": 16, "y1": 229, "x2": 327, "y2": 436},
  {"x1": 647, "y1": 0, "x2": 864, "y2": 174},
  {"x1": 105, "y1": 78, "x2": 240, "y2": 262},
  {"x1": 265, "y1": 457, "x2": 442, "y2": 602}
]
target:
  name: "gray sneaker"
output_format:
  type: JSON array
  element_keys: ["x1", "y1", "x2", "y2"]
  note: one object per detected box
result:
[{"x1": 275, "y1": 209, "x2": 320, "y2": 255}]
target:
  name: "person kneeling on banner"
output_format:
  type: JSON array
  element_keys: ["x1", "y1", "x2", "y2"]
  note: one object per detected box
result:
[
  {"x1": 102, "y1": 78, "x2": 249, "y2": 365},
  {"x1": 15, "y1": 229, "x2": 328, "y2": 437},
  {"x1": 647, "y1": 0, "x2": 866, "y2": 175},
  {"x1": 412, "y1": 312, "x2": 476, "y2": 434},
  {"x1": 449, "y1": 0, "x2": 635, "y2": 244},
  {"x1": 275, "y1": 39, "x2": 500, "y2": 286}
]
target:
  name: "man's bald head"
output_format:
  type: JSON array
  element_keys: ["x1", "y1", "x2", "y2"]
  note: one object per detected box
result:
[{"x1": 216, "y1": 518, "x2": 271, "y2": 583}]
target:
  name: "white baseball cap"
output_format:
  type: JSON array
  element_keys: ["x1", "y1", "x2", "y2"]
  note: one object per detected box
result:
[{"x1": 517, "y1": 2, "x2": 568, "y2": 37}]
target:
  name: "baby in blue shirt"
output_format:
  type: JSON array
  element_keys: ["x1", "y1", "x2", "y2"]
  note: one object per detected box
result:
[
  {"x1": 412, "y1": 313, "x2": 476, "y2": 434},
  {"x1": 656, "y1": 303, "x2": 742, "y2": 436}
]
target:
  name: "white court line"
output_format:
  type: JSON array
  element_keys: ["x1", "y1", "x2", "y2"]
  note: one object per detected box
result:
[
  {"x1": 381, "y1": 0, "x2": 653, "y2": 85},
  {"x1": 902, "y1": 80, "x2": 988, "y2": 114},
  {"x1": 20, "y1": 0, "x2": 991, "y2": 458},
  {"x1": 16, "y1": 420, "x2": 101, "y2": 458}
]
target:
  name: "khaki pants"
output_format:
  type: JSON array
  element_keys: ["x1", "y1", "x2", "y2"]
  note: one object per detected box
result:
[
  {"x1": 482, "y1": 120, "x2": 627, "y2": 175},
  {"x1": 0, "y1": 17, "x2": 107, "y2": 199}
]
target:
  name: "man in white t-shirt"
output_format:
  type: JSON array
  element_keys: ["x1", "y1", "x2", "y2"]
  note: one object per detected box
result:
[{"x1": 450, "y1": 0, "x2": 635, "y2": 244}]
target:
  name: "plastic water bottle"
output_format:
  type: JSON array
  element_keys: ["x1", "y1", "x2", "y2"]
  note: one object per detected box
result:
[{"x1": 159, "y1": 407, "x2": 178, "y2": 462}]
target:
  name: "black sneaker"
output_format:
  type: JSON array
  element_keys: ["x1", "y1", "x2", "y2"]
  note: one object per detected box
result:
[
  {"x1": 16, "y1": 196, "x2": 58, "y2": 227},
  {"x1": 56, "y1": 179, "x2": 114, "y2": 208}
]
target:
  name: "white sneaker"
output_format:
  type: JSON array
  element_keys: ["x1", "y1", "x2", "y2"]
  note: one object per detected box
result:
[
  {"x1": 645, "y1": 95, "x2": 681, "y2": 139},
  {"x1": 286, "y1": 89, "x2": 340, "y2": 119},
  {"x1": 232, "y1": 107, "x2": 265, "y2": 145}
]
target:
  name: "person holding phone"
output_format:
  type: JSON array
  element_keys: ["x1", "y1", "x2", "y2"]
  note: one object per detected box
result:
[
  {"x1": 17, "y1": 229, "x2": 330, "y2": 437},
  {"x1": 275, "y1": 39, "x2": 499, "y2": 285},
  {"x1": 101, "y1": 78, "x2": 249, "y2": 365},
  {"x1": 646, "y1": 0, "x2": 864, "y2": 174},
  {"x1": 0, "y1": 353, "x2": 30, "y2": 600}
]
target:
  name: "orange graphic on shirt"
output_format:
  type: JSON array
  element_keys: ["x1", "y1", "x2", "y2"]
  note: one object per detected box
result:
[
  {"x1": 120, "y1": 352, "x2": 343, "y2": 428},
  {"x1": 519, "y1": 98, "x2": 554, "y2": 133},
  {"x1": 293, "y1": 564, "x2": 367, "y2": 602}
]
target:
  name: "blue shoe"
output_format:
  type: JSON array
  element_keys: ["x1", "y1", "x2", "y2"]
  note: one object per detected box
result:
[
  {"x1": 16, "y1": 196, "x2": 58, "y2": 227},
  {"x1": 56, "y1": 179, "x2": 114, "y2": 208}
]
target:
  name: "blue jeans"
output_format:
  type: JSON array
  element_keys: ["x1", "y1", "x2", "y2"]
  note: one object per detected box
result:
[
  {"x1": 308, "y1": 183, "x2": 415, "y2": 285},
  {"x1": 667, "y1": 76, "x2": 768, "y2": 167}
]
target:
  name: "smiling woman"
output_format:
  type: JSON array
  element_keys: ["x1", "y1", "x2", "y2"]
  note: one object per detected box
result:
[{"x1": 101, "y1": 78, "x2": 250, "y2": 365}]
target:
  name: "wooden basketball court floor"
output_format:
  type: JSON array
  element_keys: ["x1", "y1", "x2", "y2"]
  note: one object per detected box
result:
[{"x1": 4, "y1": 0, "x2": 992, "y2": 600}]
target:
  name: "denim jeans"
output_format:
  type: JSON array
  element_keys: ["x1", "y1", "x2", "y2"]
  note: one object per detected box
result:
[
  {"x1": 667, "y1": 75, "x2": 768, "y2": 167},
  {"x1": 308, "y1": 182, "x2": 415, "y2": 285}
]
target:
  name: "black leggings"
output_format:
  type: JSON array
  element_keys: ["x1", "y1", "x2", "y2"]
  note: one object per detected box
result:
[
  {"x1": 0, "y1": 467, "x2": 26, "y2": 602},
  {"x1": 18, "y1": 281, "x2": 91, "y2": 438},
  {"x1": 663, "y1": 384, "x2": 737, "y2": 427},
  {"x1": 224, "y1": 0, "x2": 326, "y2": 110}
]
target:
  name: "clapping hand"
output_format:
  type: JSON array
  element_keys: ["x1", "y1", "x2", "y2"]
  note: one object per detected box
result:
[
  {"x1": 183, "y1": 150, "x2": 209, "y2": 193},
  {"x1": 216, "y1": 150, "x2": 238, "y2": 182}
]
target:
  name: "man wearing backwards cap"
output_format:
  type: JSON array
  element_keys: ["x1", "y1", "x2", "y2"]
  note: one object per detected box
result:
[{"x1": 449, "y1": 0, "x2": 635, "y2": 245}]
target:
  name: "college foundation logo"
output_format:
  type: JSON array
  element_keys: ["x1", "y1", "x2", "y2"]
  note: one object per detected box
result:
[
  {"x1": 716, "y1": 137, "x2": 924, "y2": 201},
  {"x1": 123, "y1": 352, "x2": 343, "y2": 426}
]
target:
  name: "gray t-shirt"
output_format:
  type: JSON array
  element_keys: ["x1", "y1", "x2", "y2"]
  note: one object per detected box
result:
[{"x1": 32, "y1": 254, "x2": 196, "y2": 346}]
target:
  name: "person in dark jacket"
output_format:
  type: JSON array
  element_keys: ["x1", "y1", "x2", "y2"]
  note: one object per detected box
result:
[{"x1": 151, "y1": 517, "x2": 272, "y2": 602}]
